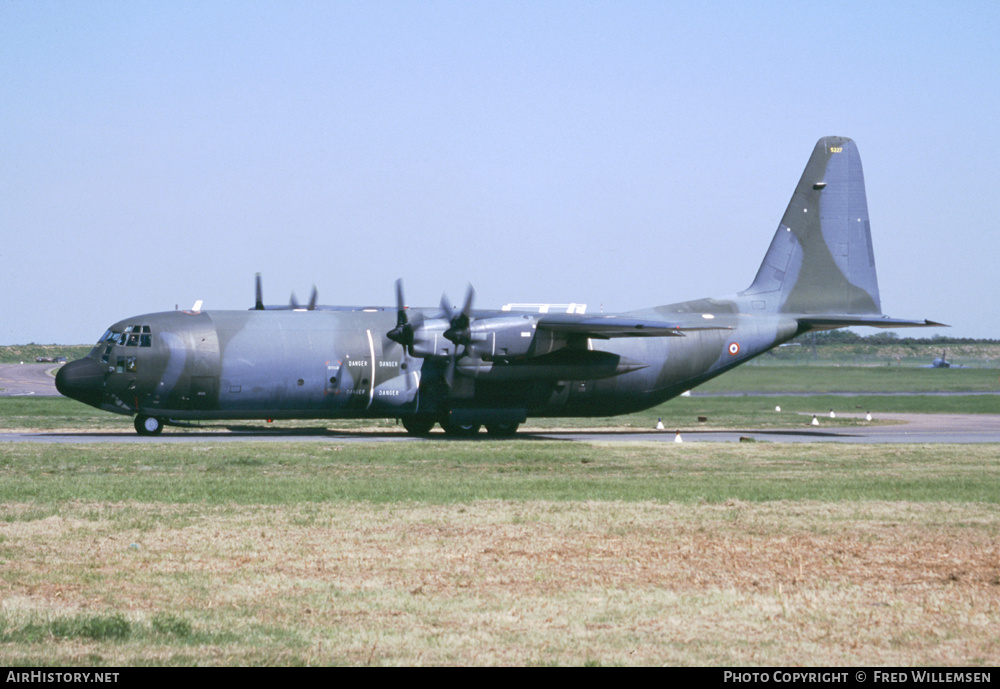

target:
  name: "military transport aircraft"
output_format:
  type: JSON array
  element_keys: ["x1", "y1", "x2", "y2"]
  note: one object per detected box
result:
[{"x1": 56, "y1": 137, "x2": 942, "y2": 436}]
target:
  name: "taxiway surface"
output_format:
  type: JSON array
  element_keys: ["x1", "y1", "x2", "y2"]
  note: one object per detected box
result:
[
  {"x1": 0, "y1": 364, "x2": 62, "y2": 397},
  {"x1": 2, "y1": 413, "x2": 999, "y2": 444}
]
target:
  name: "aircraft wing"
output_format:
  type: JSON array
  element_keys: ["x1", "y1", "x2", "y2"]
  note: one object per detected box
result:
[{"x1": 536, "y1": 314, "x2": 731, "y2": 339}]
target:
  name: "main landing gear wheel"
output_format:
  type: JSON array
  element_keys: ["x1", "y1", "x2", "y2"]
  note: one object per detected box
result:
[
  {"x1": 439, "y1": 417, "x2": 481, "y2": 437},
  {"x1": 485, "y1": 422, "x2": 519, "y2": 437},
  {"x1": 401, "y1": 417, "x2": 436, "y2": 437},
  {"x1": 134, "y1": 415, "x2": 164, "y2": 436}
]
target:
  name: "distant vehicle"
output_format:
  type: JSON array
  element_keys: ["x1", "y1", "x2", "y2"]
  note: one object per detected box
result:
[
  {"x1": 35, "y1": 356, "x2": 68, "y2": 364},
  {"x1": 56, "y1": 137, "x2": 942, "y2": 436}
]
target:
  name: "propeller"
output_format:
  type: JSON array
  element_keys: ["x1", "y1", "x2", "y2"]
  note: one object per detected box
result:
[
  {"x1": 255, "y1": 274, "x2": 319, "y2": 311},
  {"x1": 442, "y1": 285, "x2": 475, "y2": 346},
  {"x1": 440, "y1": 285, "x2": 476, "y2": 387},
  {"x1": 290, "y1": 286, "x2": 319, "y2": 310},
  {"x1": 386, "y1": 280, "x2": 476, "y2": 388},
  {"x1": 387, "y1": 278, "x2": 419, "y2": 347},
  {"x1": 254, "y1": 274, "x2": 265, "y2": 310},
  {"x1": 384, "y1": 279, "x2": 423, "y2": 396}
]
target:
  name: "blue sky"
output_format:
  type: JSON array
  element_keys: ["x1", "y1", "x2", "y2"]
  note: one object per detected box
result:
[{"x1": 3, "y1": 1, "x2": 998, "y2": 344}]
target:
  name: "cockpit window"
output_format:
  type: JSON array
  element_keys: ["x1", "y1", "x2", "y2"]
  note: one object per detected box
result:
[
  {"x1": 111, "y1": 325, "x2": 155, "y2": 347},
  {"x1": 101, "y1": 326, "x2": 153, "y2": 357}
]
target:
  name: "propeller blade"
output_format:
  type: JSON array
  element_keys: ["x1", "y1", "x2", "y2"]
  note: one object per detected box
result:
[
  {"x1": 444, "y1": 284, "x2": 475, "y2": 345},
  {"x1": 461, "y1": 284, "x2": 475, "y2": 317},
  {"x1": 388, "y1": 278, "x2": 415, "y2": 346},
  {"x1": 254, "y1": 274, "x2": 265, "y2": 310},
  {"x1": 440, "y1": 284, "x2": 476, "y2": 388},
  {"x1": 444, "y1": 356, "x2": 456, "y2": 388},
  {"x1": 439, "y1": 292, "x2": 453, "y2": 320},
  {"x1": 395, "y1": 278, "x2": 406, "y2": 326}
]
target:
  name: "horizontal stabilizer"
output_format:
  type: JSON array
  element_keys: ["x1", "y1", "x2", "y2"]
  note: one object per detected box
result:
[{"x1": 797, "y1": 315, "x2": 947, "y2": 331}]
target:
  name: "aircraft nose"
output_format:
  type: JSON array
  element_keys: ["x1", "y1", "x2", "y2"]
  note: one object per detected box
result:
[{"x1": 55, "y1": 358, "x2": 107, "y2": 407}]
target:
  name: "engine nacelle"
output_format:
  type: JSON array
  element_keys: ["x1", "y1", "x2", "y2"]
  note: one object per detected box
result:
[
  {"x1": 408, "y1": 319, "x2": 455, "y2": 359},
  {"x1": 465, "y1": 316, "x2": 540, "y2": 360}
]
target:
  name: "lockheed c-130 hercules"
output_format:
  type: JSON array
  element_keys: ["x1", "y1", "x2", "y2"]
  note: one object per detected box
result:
[{"x1": 57, "y1": 137, "x2": 942, "y2": 436}]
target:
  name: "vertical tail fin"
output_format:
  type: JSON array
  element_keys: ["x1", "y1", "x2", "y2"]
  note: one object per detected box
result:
[{"x1": 741, "y1": 137, "x2": 882, "y2": 316}]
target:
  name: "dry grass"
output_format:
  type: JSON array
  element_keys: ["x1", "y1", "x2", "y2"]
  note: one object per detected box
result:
[{"x1": 2, "y1": 500, "x2": 998, "y2": 665}]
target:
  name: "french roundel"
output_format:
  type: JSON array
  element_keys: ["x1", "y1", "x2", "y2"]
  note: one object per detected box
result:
[{"x1": 728, "y1": 342, "x2": 740, "y2": 356}]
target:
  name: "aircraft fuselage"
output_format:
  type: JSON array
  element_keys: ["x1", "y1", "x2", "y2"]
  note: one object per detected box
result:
[{"x1": 63, "y1": 303, "x2": 793, "y2": 428}]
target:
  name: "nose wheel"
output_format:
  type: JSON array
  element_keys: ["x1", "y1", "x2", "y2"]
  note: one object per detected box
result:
[{"x1": 134, "y1": 415, "x2": 164, "y2": 436}]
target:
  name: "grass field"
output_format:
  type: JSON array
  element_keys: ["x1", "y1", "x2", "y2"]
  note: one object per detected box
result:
[
  {"x1": 1, "y1": 364, "x2": 998, "y2": 665},
  {"x1": 0, "y1": 345, "x2": 91, "y2": 365},
  {"x1": 1, "y1": 441, "x2": 998, "y2": 666},
  {"x1": 698, "y1": 363, "x2": 1000, "y2": 394}
]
